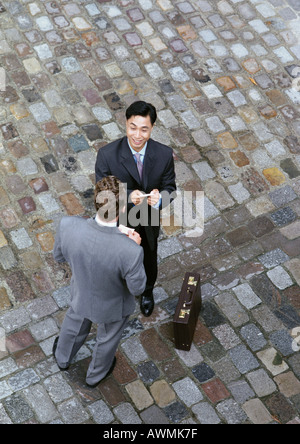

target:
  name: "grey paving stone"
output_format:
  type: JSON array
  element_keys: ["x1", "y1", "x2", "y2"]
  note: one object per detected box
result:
[
  {"x1": 240, "y1": 324, "x2": 267, "y2": 351},
  {"x1": 88, "y1": 400, "x2": 114, "y2": 424},
  {"x1": 228, "y1": 380, "x2": 255, "y2": 405},
  {"x1": 229, "y1": 345, "x2": 260, "y2": 374},
  {"x1": 172, "y1": 377, "x2": 204, "y2": 407},
  {"x1": 192, "y1": 402, "x2": 221, "y2": 424},
  {"x1": 246, "y1": 369, "x2": 277, "y2": 397},
  {"x1": 258, "y1": 248, "x2": 290, "y2": 269},
  {"x1": 4, "y1": 395, "x2": 34, "y2": 424},
  {"x1": 121, "y1": 336, "x2": 148, "y2": 364},
  {"x1": 57, "y1": 398, "x2": 89, "y2": 424},
  {"x1": 23, "y1": 384, "x2": 58, "y2": 424},
  {"x1": 137, "y1": 361, "x2": 160, "y2": 384},
  {"x1": 158, "y1": 237, "x2": 183, "y2": 259},
  {"x1": 8, "y1": 369, "x2": 40, "y2": 392},
  {"x1": 270, "y1": 330, "x2": 296, "y2": 356},
  {"x1": 113, "y1": 403, "x2": 142, "y2": 424},
  {"x1": 43, "y1": 374, "x2": 73, "y2": 404},
  {"x1": 215, "y1": 293, "x2": 249, "y2": 327},
  {"x1": 216, "y1": 399, "x2": 248, "y2": 424},
  {"x1": 163, "y1": 401, "x2": 189, "y2": 424},
  {"x1": 140, "y1": 405, "x2": 170, "y2": 424}
]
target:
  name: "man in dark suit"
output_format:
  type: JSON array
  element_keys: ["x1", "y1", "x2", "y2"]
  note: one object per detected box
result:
[{"x1": 95, "y1": 101, "x2": 177, "y2": 317}]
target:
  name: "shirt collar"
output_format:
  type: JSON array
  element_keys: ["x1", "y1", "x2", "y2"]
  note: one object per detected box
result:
[
  {"x1": 127, "y1": 139, "x2": 148, "y2": 158},
  {"x1": 95, "y1": 213, "x2": 118, "y2": 228}
]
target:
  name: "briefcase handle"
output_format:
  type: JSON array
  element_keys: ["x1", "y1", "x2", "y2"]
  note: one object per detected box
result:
[
  {"x1": 184, "y1": 289, "x2": 193, "y2": 307},
  {"x1": 183, "y1": 275, "x2": 199, "y2": 308}
]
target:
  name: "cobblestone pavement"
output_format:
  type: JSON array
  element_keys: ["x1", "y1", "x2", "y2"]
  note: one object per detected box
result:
[{"x1": 0, "y1": 0, "x2": 300, "y2": 425}]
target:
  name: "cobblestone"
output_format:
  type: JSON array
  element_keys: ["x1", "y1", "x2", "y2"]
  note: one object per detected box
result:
[{"x1": 0, "y1": 0, "x2": 299, "y2": 425}]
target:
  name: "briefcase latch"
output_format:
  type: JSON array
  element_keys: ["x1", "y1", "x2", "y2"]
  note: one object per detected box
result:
[
  {"x1": 179, "y1": 308, "x2": 190, "y2": 319},
  {"x1": 188, "y1": 276, "x2": 197, "y2": 287}
]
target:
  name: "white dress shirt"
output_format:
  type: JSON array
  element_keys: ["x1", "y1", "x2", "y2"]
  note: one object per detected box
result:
[{"x1": 127, "y1": 139, "x2": 161, "y2": 209}]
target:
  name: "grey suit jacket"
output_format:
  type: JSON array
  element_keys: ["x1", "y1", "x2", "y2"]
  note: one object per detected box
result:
[{"x1": 53, "y1": 216, "x2": 147, "y2": 324}]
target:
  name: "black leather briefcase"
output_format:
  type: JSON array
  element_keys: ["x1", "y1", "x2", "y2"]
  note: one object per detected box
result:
[{"x1": 173, "y1": 272, "x2": 202, "y2": 351}]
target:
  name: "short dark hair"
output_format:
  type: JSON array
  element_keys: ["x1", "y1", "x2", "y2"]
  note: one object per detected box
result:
[
  {"x1": 126, "y1": 101, "x2": 157, "y2": 126},
  {"x1": 94, "y1": 176, "x2": 126, "y2": 222}
]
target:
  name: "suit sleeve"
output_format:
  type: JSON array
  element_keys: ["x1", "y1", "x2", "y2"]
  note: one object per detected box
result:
[
  {"x1": 124, "y1": 248, "x2": 147, "y2": 297},
  {"x1": 95, "y1": 148, "x2": 111, "y2": 183},
  {"x1": 53, "y1": 221, "x2": 66, "y2": 263}
]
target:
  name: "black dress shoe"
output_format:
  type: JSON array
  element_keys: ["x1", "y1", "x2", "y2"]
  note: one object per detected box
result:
[
  {"x1": 86, "y1": 357, "x2": 117, "y2": 389},
  {"x1": 52, "y1": 337, "x2": 70, "y2": 371},
  {"x1": 140, "y1": 294, "x2": 155, "y2": 317}
]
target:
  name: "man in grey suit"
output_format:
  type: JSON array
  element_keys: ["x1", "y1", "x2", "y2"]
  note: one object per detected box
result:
[{"x1": 52, "y1": 176, "x2": 146, "y2": 388}]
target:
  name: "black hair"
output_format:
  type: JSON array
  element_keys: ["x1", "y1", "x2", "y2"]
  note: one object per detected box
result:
[{"x1": 126, "y1": 101, "x2": 157, "y2": 126}]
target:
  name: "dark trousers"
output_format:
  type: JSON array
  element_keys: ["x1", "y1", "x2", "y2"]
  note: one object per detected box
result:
[{"x1": 137, "y1": 226, "x2": 158, "y2": 296}]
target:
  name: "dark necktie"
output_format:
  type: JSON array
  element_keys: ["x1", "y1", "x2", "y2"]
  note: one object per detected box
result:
[{"x1": 135, "y1": 153, "x2": 143, "y2": 180}]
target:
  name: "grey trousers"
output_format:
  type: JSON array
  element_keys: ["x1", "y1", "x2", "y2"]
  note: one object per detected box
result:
[{"x1": 55, "y1": 307, "x2": 129, "y2": 386}]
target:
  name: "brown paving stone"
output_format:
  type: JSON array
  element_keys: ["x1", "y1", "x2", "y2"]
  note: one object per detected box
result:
[
  {"x1": 0, "y1": 208, "x2": 19, "y2": 229},
  {"x1": 238, "y1": 133, "x2": 260, "y2": 151},
  {"x1": 59, "y1": 193, "x2": 85, "y2": 216},
  {"x1": 114, "y1": 351, "x2": 137, "y2": 385},
  {"x1": 29, "y1": 178, "x2": 49, "y2": 194},
  {"x1": 14, "y1": 345, "x2": 45, "y2": 369},
  {"x1": 265, "y1": 393, "x2": 297, "y2": 424},
  {"x1": 201, "y1": 378, "x2": 231, "y2": 404},
  {"x1": 227, "y1": 227, "x2": 254, "y2": 248},
  {"x1": 230, "y1": 150, "x2": 250, "y2": 167},
  {"x1": 218, "y1": 132, "x2": 238, "y2": 149},
  {"x1": 216, "y1": 76, "x2": 236, "y2": 92},
  {"x1": 6, "y1": 330, "x2": 35, "y2": 353},
  {"x1": 6, "y1": 271, "x2": 35, "y2": 302},
  {"x1": 0, "y1": 287, "x2": 12, "y2": 311},
  {"x1": 18, "y1": 197, "x2": 36, "y2": 214},
  {"x1": 283, "y1": 286, "x2": 300, "y2": 310},
  {"x1": 193, "y1": 320, "x2": 214, "y2": 346},
  {"x1": 242, "y1": 168, "x2": 270, "y2": 195},
  {"x1": 7, "y1": 140, "x2": 29, "y2": 158},
  {"x1": 248, "y1": 216, "x2": 275, "y2": 238},
  {"x1": 140, "y1": 328, "x2": 173, "y2": 362},
  {"x1": 160, "y1": 359, "x2": 186, "y2": 383},
  {"x1": 31, "y1": 270, "x2": 55, "y2": 293},
  {"x1": 263, "y1": 168, "x2": 286, "y2": 186},
  {"x1": 36, "y1": 232, "x2": 55, "y2": 252},
  {"x1": 260, "y1": 105, "x2": 277, "y2": 119},
  {"x1": 99, "y1": 378, "x2": 127, "y2": 407}
]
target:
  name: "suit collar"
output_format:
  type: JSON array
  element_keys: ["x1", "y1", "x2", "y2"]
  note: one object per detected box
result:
[
  {"x1": 120, "y1": 138, "x2": 156, "y2": 189},
  {"x1": 120, "y1": 137, "x2": 141, "y2": 185},
  {"x1": 87, "y1": 218, "x2": 123, "y2": 235}
]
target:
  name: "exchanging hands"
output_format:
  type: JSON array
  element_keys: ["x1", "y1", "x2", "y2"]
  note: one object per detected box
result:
[
  {"x1": 119, "y1": 225, "x2": 142, "y2": 245},
  {"x1": 130, "y1": 189, "x2": 160, "y2": 207}
]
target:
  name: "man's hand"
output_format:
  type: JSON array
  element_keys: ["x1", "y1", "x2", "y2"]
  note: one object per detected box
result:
[
  {"x1": 147, "y1": 189, "x2": 160, "y2": 207},
  {"x1": 130, "y1": 189, "x2": 160, "y2": 207},
  {"x1": 130, "y1": 190, "x2": 144, "y2": 206},
  {"x1": 128, "y1": 230, "x2": 142, "y2": 245}
]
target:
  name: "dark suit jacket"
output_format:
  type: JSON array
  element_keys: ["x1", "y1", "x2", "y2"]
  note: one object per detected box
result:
[{"x1": 95, "y1": 137, "x2": 177, "y2": 248}]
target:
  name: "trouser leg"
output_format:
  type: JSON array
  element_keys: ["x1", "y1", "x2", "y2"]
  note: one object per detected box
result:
[
  {"x1": 138, "y1": 227, "x2": 158, "y2": 295},
  {"x1": 86, "y1": 316, "x2": 129, "y2": 386},
  {"x1": 55, "y1": 307, "x2": 92, "y2": 368}
]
